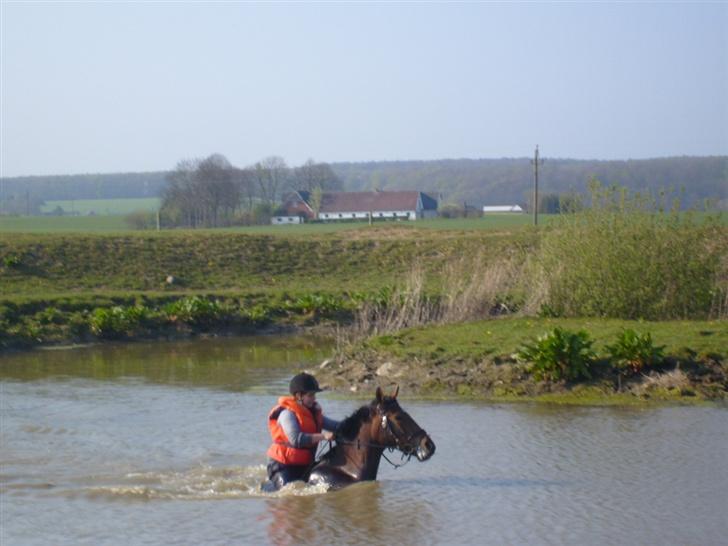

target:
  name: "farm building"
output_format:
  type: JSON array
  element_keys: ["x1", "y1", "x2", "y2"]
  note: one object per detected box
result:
[
  {"x1": 272, "y1": 190, "x2": 438, "y2": 223},
  {"x1": 482, "y1": 205, "x2": 524, "y2": 213}
]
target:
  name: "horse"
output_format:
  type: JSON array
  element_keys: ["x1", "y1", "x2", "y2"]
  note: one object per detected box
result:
[{"x1": 306, "y1": 386, "x2": 436, "y2": 490}]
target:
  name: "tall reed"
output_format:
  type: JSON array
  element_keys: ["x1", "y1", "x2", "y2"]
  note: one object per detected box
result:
[{"x1": 343, "y1": 253, "x2": 522, "y2": 344}]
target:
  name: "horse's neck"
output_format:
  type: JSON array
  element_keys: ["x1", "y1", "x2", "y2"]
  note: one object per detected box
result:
[{"x1": 336, "y1": 424, "x2": 384, "y2": 481}]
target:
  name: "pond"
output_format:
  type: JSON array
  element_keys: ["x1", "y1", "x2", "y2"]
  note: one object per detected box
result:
[{"x1": 1, "y1": 336, "x2": 727, "y2": 545}]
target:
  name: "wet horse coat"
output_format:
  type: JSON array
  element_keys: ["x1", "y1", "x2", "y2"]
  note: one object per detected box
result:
[{"x1": 307, "y1": 387, "x2": 436, "y2": 490}]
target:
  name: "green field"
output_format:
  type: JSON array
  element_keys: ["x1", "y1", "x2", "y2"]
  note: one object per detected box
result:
[
  {"x1": 40, "y1": 197, "x2": 160, "y2": 216},
  {"x1": 0, "y1": 215, "x2": 130, "y2": 232},
  {"x1": 0, "y1": 213, "x2": 545, "y2": 234}
]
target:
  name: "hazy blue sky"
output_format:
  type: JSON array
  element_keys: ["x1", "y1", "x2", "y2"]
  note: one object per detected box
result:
[{"x1": 1, "y1": 2, "x2": 726, "y2": 177}]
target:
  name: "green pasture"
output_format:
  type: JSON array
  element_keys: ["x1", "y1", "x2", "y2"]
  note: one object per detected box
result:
[
  {"x1": 2, "y1": 210, "x2": 723, "y2": 235},
  {"x1": 40, "y1": 197, "x2": 160, "y2": 216},
  {"x1": 0, "y1": 215, "x2": 129, "y2": 233},
  {"x1": 364, "y1": 317, "x2": 728, "y2": 363},
  {"x1": 0, "y1": 213, "x2": 542, "y2": 235}
]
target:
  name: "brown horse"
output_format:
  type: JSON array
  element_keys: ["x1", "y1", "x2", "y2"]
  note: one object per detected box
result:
[{"x1": 307, "y1": 386, "x2": 436, "y2": 490}]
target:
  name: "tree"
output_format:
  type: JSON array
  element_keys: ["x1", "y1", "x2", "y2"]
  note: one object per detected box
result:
[
  {"x1": 253, "y1": 156, "x2": 289, "y2": 205},
  {"x1": 310, "y1": 186, "x2": 323, "y2": 218},
  {"x1": 292, "y1": 159, "x2": 343, "y2": 192},
  {"x1": 194, "y1": 154, "x2": 238, "y2": 227},
  {"x1": 160, "y1": 154, "x2": 239, "y2": 228}
]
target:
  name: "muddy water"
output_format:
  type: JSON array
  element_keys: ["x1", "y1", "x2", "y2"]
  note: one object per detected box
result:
[{"x1": 1, "y1": 337, "x2": 727, "y2": 546}]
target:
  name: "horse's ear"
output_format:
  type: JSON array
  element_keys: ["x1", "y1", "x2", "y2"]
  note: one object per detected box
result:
[
  {"x1": 375, "y1": 386, "x2": 383, "y2": 403},
  {"x1": 391, "y1": 385, "x2": 399, "y2": 399}
]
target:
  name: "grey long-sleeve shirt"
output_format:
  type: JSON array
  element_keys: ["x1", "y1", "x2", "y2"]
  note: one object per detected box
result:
[{"x1": 277, "y1": 409, "x2": 340, "y2": 448}]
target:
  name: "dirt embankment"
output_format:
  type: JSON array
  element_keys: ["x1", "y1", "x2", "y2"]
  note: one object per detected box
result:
[{"x1": 314, "y1": 349, "x2": 728, "y2": 403}]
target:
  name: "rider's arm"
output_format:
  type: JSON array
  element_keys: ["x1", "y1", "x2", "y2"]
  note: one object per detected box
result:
[
  {"x1": 278, "y1": 409, "x2": 332, "y2": 447},
  {"x1": 322, "y1": 415, "x2": 340, "y2": 432}
]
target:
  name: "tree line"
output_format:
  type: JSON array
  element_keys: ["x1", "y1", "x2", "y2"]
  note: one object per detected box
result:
[
  {"x1": 159, "y1": 154, "x2": 342, "y2": 228},
  {"x1": 1, "y1": 155, "x2": 725, "y2": 218}
]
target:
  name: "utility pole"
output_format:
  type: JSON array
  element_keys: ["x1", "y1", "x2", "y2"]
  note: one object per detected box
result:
[{"x1": 531, "y1": 145, "x2": 544, "y2": 226}]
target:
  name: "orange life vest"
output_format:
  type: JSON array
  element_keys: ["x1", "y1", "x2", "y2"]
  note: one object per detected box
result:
[{"x1": 267, "y1": 396, "x2": 323, "y2": 466}]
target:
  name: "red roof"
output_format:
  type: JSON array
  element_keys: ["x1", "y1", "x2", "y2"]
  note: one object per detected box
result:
[{"x1": 319, "y1": 191, "x2": 428, "y2": 213}]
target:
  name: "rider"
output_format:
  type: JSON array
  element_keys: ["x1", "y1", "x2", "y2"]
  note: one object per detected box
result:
[{"x1": 265, "y1": 372, "x2": 339, "y2": 490}]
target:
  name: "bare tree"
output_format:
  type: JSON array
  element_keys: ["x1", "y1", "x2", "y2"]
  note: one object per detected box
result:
[
  {"x1": 253, "y1": 156, "x2": 290, "y2": 205},
  {"x1": 162, "y1": 159, "x2": 199, "y2": 227},
  {"x1": 161, "y1": 154, "x2": 239, "y2": 228},
  {"x1": 235, "y1": 167, "x2": 258, "y2": 212},
  {"x1": 194, "y1": 154, "x2": 238, "y2": 226},
  {"x1": 292, "y1": 159, "x2": 343, "y2": 192}
]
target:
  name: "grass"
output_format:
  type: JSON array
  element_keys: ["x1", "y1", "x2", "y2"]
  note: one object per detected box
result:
[
  {"x1": 0, "y1": 213, "x2": 546, "y2": 235},
  {"x1": 363, "y1": 317, "x2": 728, "y2": 362},
  {"x1": 0, "y1": 228, "x2": 535, "y2": 296},
  {"x1": 40, "y1": 197, "x2": 161, "y2": 215},
  {"x1": 0, "y1": 215, "x2": 129, "y2": 232}
]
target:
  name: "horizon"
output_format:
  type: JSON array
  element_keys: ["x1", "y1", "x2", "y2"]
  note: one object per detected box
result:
[
  {"x1": 2, "y1": 153, "x2": 726, "y2": 180},
  {"x1": 2, "y1": 3, "x2": 727, "y2": 178}
]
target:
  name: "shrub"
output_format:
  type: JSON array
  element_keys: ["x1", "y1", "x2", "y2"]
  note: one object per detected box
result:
[
  {"x1": 163, "y1": 296, "x2": 225, "y2": 327},
  {"x1": 123, "y1": 210, "x2": 157, "y2": 230},
  {"x1": 285, "y1": 293, "x2": 347, "y2": 316},
  {"x1": 89, "y1": 305, "x2": 148, "y2": 339},
  {"x1": 3, "y1": 255, "x2": 22, "y2": 268},
  {"x1": 516, "y1": 327, "x2": 595, "y2": 381},
  {"x1": 605, "y1": 329, "x2": 665, "y2": 375},
  {"x1": 35, "y1": 306, "x2": 63, "y2": 325},
  {"x1": 531, "y1": 181, "x2": 725, "y2": 320}
]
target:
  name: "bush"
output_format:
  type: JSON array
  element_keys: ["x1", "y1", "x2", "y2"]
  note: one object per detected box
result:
[
  {"x1": 3, "y1": 255, "x2": 22, "y2": 268},
  {"x1": 516, "y1": 327, "x2": 595, "y2": 381},
  {"x1": 605, "y1": 329, "x2": 665, "y2": 375},
  {"x1": 531, "y1": 181, "x2": 725, "y2": 320},
  {"x1": 89, "y1": 305, "x2": 149, "y2": 339},
  {"x1": 123, "y1": 210, "x2": 157, "y2": 230},
  {"x1": 163, "y1": 296, "x2": 226, "y2": 327}
]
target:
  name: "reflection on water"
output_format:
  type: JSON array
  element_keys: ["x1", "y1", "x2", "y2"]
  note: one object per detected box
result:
[
  {"x1": 0, "y1": 335, "x2": 332, "y2": 391},
  {"x1": 2, "y1": 336, "x2": 728, "y2": 546},
  {"x1": 264, "y1": 482, "x2": 435, "y2": 546}
]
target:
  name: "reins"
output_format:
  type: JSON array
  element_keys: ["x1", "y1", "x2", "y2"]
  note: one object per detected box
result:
[
  {"x1": 314, "y1": 411, "x2": 427, "y2": 470},
  {"x1": 318, "y1": 438, "x2": 414, "y2": 470}
]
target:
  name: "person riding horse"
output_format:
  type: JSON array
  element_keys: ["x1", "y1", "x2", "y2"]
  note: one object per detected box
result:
[{"x1": 264, "y1": 373, "x2": 340, "y2": 491}]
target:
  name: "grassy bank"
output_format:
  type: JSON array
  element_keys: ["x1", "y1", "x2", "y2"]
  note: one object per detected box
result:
[
  {"x1": 319, "y1": 317, "x2": 727, "y2": 404},
  {"x1": 0, "y1": 228, "x2": 534, "y2": 295}
]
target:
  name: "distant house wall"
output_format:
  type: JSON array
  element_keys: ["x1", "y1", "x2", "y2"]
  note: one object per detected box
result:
[
  {"x1": 271, "y1": 216, "x2": 304, "y2": 224},
  {"x1": 482, "y1": 205, "x2": 523, "y2": 213},
  {"x1": 318, "y1": 210, "x2": 415, "y2": 221}
]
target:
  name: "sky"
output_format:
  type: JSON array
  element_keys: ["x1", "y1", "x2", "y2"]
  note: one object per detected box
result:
[{"x1": 1, "y1": 2, "x2": 727, "y2": 177}]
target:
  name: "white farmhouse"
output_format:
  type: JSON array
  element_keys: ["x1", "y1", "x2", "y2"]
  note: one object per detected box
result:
[{"x1": 272, "y1": 190, "x2": 439, "y2": 224}]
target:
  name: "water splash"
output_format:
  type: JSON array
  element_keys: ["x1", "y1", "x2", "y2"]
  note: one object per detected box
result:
[{"x1": 82, "y1": 464, "x2": 329, "y2": 501}]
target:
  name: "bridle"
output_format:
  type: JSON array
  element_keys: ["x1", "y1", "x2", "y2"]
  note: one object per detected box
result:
[
  {"x1": 379, "y1": 412, "x2": 428, "y2": 457},
  {"x1": 319, "y1": 404, "x2": 428, "y2": 469}
]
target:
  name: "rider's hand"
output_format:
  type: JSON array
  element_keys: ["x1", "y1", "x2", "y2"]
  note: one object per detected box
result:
[{"x1": 321, "y1": 430, "x2": 335, "y2": 442}]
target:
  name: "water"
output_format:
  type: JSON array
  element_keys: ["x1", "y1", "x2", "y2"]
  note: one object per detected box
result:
[{"x1": 1, "y1": 337, "x2": 727, "y2": 545}]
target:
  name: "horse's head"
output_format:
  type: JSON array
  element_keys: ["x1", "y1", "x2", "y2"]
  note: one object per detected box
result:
[{"x1": 371, "y1": 386, "x2": 436, "y2": 462}]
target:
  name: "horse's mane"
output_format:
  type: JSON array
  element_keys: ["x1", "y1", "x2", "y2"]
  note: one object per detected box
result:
[
  {"x1": 335, "y1": 396, "x2": 400, "y2": 441},
  {"x1": 336, "y1": 405, "x2": 373, "y2": 441},
  {"x1": 316, "y1": 395, "x2": 402, "y2": 464}
]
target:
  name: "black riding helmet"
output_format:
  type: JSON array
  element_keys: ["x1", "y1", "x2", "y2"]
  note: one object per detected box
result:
[{"x1": 289, "y1": 372, "x2": 322, "y2": 395}]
